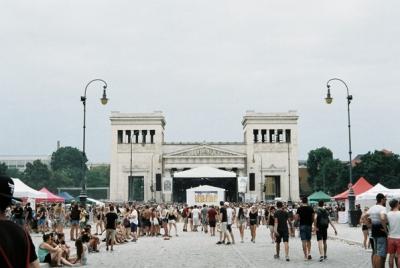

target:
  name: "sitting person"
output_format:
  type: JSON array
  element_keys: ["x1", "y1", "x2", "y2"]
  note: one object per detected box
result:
[
  {"x1": 38, "y1": 233, "x2": 75, "y2": 267},
  {"x1": 74, "y1": 234, "x2": 89, "y2": 266},
  {"x1": 54, "y1": 232, "x2": 71, "y2": 259},
  {"x1": 83, "y1": 225, "x2": 100, "y2": 252}
]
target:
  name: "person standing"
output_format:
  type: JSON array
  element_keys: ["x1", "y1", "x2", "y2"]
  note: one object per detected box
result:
[
  {"x1": 217, "y1": 201, "x2": 231, "y2": 245},
  {"x1": 129, "y1": 205, "x2": 139, "y2": 242},
  {"x1": 226, "y1": 203, "x2": 235, "y2": 244},
  {"x1": 105, "y1": 205, "x2": 118, "y2": 251},
  {"x1": 314, "y1": 200, "x2": 338, "y2": 262},
  {"x1": 386, "y1": 199, "x2": 400, "y2": 268},
  {"x1": 0, "y1": 175, "x2": 40, "y2": 268},
  {"x1": 274, "y1": 201, "x2": 290, "y2": 261},
  {"x1": 69, "y1": 204, "x2": 80, "y2": 241},
  {"x1": 296, "y1": 197, "x2": 314, "y2": 260},
  {"x1": 201, "y1": 204, "x2": 209, "y2": 234},
  {"x1": 362, "y1": 193, "x2": 387, "y2": 268},
  {"x1": 207, "y1": 205, "x2": 217, "y2": 237}
]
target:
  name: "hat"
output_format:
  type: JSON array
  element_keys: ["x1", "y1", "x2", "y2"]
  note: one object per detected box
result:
[
  {"x1": 0, "y1": 176, "x2": 21, "y2": 202},
  {"x1": 224, "y1": 202, "x2": 229, "y2": 206}
]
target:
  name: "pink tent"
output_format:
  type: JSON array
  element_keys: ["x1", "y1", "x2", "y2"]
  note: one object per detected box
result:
[{"x1": 36, "y1": 188, "x2": 65, "y2": 203}]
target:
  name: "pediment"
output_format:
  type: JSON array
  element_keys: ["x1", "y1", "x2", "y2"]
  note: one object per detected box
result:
[{"x1": 165, "y1": 145, "x2": 245, "y2": 158}]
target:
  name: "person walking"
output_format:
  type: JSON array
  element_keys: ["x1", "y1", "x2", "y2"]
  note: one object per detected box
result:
[
  {"x1": 274, "y1": 201, "x2": 290, "y2": 261},
  {"x1": 361, "y1": 207, "x2": 370, "y2": 249},
  {"x1": 386, "y1": 199, "x2": 400, "y2": 268},
  {"x1": 362, "y1": 193, "x2": 388, "y2": 268},
  {"x1": 201, "y1": 204, "x2": 209, "y2": 234},
  {"x1": 267, "y1": 206, "x2": 276, "y2": 243},
  {"x1": 226, "y1": 203, "x2": 235, "y2": 244},
  {"x1": 237, "y1": 206, "x2": 246, "y2": 243},
  {"x1": 249, "y1": 205, "x2": 258, "y2": 243},
  {"x1": 314, "y1": 200, "x2": 338, "y2": 262},
  {"x1": 0, "y1": 175, "x2": 40, "y2": 268},
  {"x1": 296, "y1": 197, "x2": 314, "y2": 260}
]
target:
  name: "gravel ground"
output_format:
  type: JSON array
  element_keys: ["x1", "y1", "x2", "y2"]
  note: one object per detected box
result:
[{"x1": 31, "y1": 223, "x2": 371, "y2": 268}]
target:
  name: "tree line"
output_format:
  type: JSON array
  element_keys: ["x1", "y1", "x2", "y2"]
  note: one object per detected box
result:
[
  {"x1": 0, "y1": 146, "x2": 110, "y2": 193},
  {"x1": 306, "y1": 147, "x2": 400, "y2": 196}
]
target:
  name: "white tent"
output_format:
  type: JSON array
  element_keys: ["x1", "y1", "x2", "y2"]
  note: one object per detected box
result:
[
  {"x1": 87, "y1": 198, "x2": 105, "y2": 206},
  {"x1": 356, "y1": 183, "x2": 400, "y2": 209},
  {"x1": 12, "y1": 178, "x2": 46, "y2": 199},
  {"x1": 186, "y1": 185, "x2": 225, "y2": 206},
  {"x1": 174, "y1": 166, "x2": 236, "y2": 178}
]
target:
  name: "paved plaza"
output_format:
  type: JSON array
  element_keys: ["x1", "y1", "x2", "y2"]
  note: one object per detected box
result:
[{"x1": 32, "y1": 223, "x2": 371, "y2": 268}]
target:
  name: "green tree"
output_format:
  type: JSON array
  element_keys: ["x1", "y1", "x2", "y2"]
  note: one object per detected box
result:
[
  {"x1": 0, "y1": 163, "x2": 7, "y2": 176},
  {"x1": 23, "y1": 160, "x2": 51, "y2": 189},
  {"x1": 353, "y1": 150, "x2": 400, "y2": 188},
  {"x1": 316, "y1": 159, "x2": 348, "y2": 195},
  {"x1": 51, "y1": 146, "x2": 87, "y2": 187},
  {"x1": 306, "y1": 147, "x2": 333, "y2": 191},
  {"x1": 87, "y1": 165, "x2": 110, "y2": 187},
  {"x1": 6, "y1": 168, "x2": 24, "y2": 179}
]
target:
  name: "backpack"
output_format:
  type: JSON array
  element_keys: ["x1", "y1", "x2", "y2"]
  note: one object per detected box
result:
[{"x1": 317, "y1": 208, "x2": 329, "y2": 228}]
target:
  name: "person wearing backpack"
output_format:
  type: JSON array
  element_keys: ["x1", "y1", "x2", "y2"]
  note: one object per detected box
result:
[{"x1": 314, "y1": 200, "x2": 337, "y2": 262}]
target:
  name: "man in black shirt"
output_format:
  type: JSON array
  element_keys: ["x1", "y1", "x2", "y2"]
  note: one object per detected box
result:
[
  {"x1": 274, "y1": 201, "x2": 290, "y2": 261},
  {"x1": 105, "y1": 205, "x2": 119, "y2": 251},
  {"x1": 0, "y1": 175, "x2": 40, "y2": 268},
  {"x1": 24, "y1": 203, "x2": 33, "y2": 232},
  {"x1": 296, "y1": 197, "x2": 314, "y2": 260},
  {"x1": 216, "y1": 201, "x2": 231, "y2": 245}
]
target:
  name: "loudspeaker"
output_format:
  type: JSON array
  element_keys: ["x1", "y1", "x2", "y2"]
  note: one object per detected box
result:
[
  {"x1": 249, "y1": 173, "x2": 255, "y2": 191},
  {"x1": 156, "y1": 174, "x2": 162, "y2": 191}
]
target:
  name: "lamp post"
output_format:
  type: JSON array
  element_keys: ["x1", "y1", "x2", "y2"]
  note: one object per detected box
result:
[
  {"x1": 80, "y1": 79, "x2": 109, "y2": 206},
  {"x1": 325, "y1": 78, "x2": 355, "y2": 226},
  {"x1": 287, "y1": 140, "x2": 292, "y2": 205}
]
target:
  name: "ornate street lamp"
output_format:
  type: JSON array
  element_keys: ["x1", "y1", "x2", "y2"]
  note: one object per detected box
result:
[
  {"x1": 325, "y1": 78, "x2": 356, "y2": 226},
  {"x1": 80, "y1": 79, "x2": 109, "y2": 206}
]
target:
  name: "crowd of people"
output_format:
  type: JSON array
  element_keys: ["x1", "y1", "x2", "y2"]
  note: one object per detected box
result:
[{"x1": 4, "y1": 174, "x2": 394, "y2": 267}]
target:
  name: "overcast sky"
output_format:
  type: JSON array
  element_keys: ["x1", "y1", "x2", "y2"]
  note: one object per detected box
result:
[{"x1": 1, "y1": 1, "x2": 399, "y2": 163}]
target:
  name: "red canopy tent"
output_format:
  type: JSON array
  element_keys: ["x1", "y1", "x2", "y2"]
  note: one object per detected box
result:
[
  {"x1": 36, "y1": 188, "x2": 65, "y2": 203},
  {"x1": 333, "y1": 177, "x2": 373, "y2": 200}
]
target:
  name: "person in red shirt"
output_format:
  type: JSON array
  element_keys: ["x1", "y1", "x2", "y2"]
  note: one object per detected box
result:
[{"x1": 207, "y1": 205, "x2": 217, "y2": 237}]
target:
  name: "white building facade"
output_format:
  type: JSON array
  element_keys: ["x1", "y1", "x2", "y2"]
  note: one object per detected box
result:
[{"x1": 110, "y1": 111, "x2": 299, "y2": 203}]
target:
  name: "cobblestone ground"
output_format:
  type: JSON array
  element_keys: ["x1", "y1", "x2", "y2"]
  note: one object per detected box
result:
[{"x1": 32, "y1": 223, "x2": 371, "y2": 268}]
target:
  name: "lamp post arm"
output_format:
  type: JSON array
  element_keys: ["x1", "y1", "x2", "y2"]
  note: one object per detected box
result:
[
  {"x1": 83, "y1": 79, "x2": 108, "y2": 98},
  {"x1": 326, "y1": 78, "x2": 350, "y2": 99}
]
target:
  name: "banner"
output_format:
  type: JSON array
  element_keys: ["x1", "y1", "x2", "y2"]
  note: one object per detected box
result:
[
  {"x1": 194, "y1": 191, "x2": 218, "y2": 203},
  {"x1": 238, "y1": 177, "x2": 248, "y2": 193},
  {"x1": 163, "y1": 177, "x2": 172, "y2": 193}
]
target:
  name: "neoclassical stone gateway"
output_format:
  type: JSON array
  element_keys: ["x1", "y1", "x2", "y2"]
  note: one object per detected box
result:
[{"x1": 110, "y1": 111, "x2": 299, "y2": 203}]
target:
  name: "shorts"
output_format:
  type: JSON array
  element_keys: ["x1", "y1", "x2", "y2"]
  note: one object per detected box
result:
[
  {"x1": 130, "y1": 223, "x2": 138, "y2": 233},
  {"x1": 250, "y1": 219, "x2": 257, "y2": 226},
  {"x1": 209, "y1": 220, "x2": 216, "y2": 228},
  {"x1": 169, "y1": 220, "x2": 176, "y2": 224},
  {"x1": 299, "y1": 225, "x2": 312, "y2": 241},
  {"x1": 162, "y1": 218, "x2": 168, "y2": 224},
  {"x1": 220, "y1": 222, "x2": 228, "y2": 233},
  {"x1": 38, "y1": 219, "x2": 46, "y2": 226},
  {"x1": 388, "y1": 238, "x2": 400, "y2": 255},
  {"x1": 362, "y1": 225, "x2": 368, "y2": 231},
  {"x1": 227, "y1": 224, "x2": 232, "y2": 232},
  {"x1": 71, "y1": 220, "x2": 79, "y2": 225},
  {"x1": 44, "y1": 253, "x2": 51, "y2": 263},
  {"x1": 276, "y1": 230, "x2": 289, "y2": 243},
  {"x1": 183, "y1": 217, "x2": 188, "y2": 224},
  {"x1": 316, "y1": 228, "x2": 328, "y2": 241},
  {"x1": 372, "y1": 237, "x2": 387, "y2": 257},
  {"x1": 144, "y1": 220, "x2": 151, "y2": 228},
  {"x1": 106, "y1": 229, "x2": 116, "y2": 242}
]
